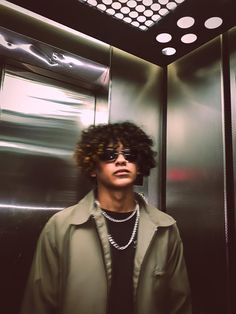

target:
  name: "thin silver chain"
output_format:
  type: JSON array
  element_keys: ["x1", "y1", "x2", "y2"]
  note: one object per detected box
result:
[
  {"x1": 107, "y1": 206, "x2": 140, "y2": 250},
  {"x1": 101, "y1": 203, "x2": 138, "y2": 223}
]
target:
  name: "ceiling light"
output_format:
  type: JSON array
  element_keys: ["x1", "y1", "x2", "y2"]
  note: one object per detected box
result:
[
  {"x1": 106, "y1": 8, "x2": 115, "y2": 14},
  {"x1": 152, "y1": 14, "x2": 161, "y2": 22},
  {"x1": 143, "y1": 0, "x2": 153, "y2": 6},
  {"x1": 181, "y1": 33, "x2": 197, "y2": 43},
  {"x1": 78, "y1": 0, "x2": 186, "y2": 30},
  {"x1": 167, "y1": 2, "x2": 177, "y2": 10},
  {"x1": 177, "y1": 16, "x2": 195, "y2": 28},
  {"x1": 159, "y1": 8, "x2": 169, "y2": 16},
  {"x1": 121, "y1": 6, "x2": 130, "y2": 13},
  {"x1": 162, "y1": 47, "x2": 176, "y2": 55},
  {"x1": 158, "y1": 0, "x2": 168, "y2": 4},
  {"x1": 112, "y1": 2, "x2": 122, "y2": 9},
  {"x1": 156, "y1": 32, "x2": 172, "y2": 43},
  {"x1": 204, "y1": 17, "x2": 223, "y2": 29},
  {"x1": 127, "y1": 0, "x2": 137, "y2": 8},
  {"x1": 151, "y1": 3, "x2": 161, "y2": 11}
]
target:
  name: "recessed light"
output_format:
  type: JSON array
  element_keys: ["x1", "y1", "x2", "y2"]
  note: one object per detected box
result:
[
  {"x1": 159, "y1": 8, "x2": 169, "y2": 16},
  {"x1": 167, "y1": 2, "x2": 177, "y2": 10},
  {"x1": 156, "y1": 33, "x2": 172, "y2": 43},
  {"x1": 130, "y1": 11, "x2": 139, "y2": 18},
  {"x1": 177, "y1": 16, "x2": 195, "y2": 28},
  {"x1": 145, "y1": 20, "x2": 153, "y2": 27},
  {"x1": 115, "y1": 12, "x2": 124, "y2": 19},
  {"x1": 158, "y1": 0, "x2": 168, "y2": 4},
  {"x1": 204, "y1": 17, "x2": 223, "y2": 29},
  {"x1": 181, "y1": 33, "x2": 197, "y2": 43},
  {"x1": 112, "y1": 2, "x2": 122, "y2": 9},
  {"x1": 139, "y1": 25, "x2": 148, "y2": 30},
  {"x1": 143, "y1": 0, "x2": 153, "y2": 6},
  {"x1": 151, "y1": 3, "x2": 161, "y2": 11},
  {"x1": 97, "y1": 3, "x2": 107, "y2": 10},
  {"x1": 136, "y1": 5, "x2": 145, "y2": 12},
  {"x1": 162, "y1": 47, "x2": 176, "y2": 56},
  {"x1": 121, "y1": 6, "x2": 130, "y2": 13},
  {"x1": 103, "y1": 0, "x2": 112, "y2": 5},
  {"x1": 107, "y1": 8, "x2": 115, "y2": 14},
  {"x1": 131, "y1": 21, "x2": 140, "y2": 27},
  {"x1": 127, "y1": 0, "x2": 137, "y2": 8},
  {"x1": 137, "y1": 15, "x2": 146, "y2": 22},
  {"x1": 88, "y1": 0, "x2": 97, "y2": 5},
  {"x1": 152, "y1": 14, "x2": 161, "y2": 22},
  {"x1": 144, "y1": 9, "x2": 153, "y2": 17}
]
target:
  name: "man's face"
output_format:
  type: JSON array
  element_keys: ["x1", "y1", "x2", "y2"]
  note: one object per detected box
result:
[{"x1": 93, "y1": 143, "x2": 139, "y2": 190}]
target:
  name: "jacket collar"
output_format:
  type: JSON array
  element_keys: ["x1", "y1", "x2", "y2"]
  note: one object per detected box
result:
[
  {"x1": 69, "y1": 190, "x2": 96, "y2": 225},
  {"x1": 68, "y1": 190, "x2": 175, "y2": 228}
]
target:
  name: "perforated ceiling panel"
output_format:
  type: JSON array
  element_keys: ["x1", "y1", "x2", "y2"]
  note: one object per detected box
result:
[{"x1": 2, "y1": 0, "x2": 236, "y2": 66}]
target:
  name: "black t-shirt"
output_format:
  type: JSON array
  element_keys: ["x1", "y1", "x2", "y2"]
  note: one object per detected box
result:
[{"x1": 102, "y1": 209, "x2": 138, "y2": 314}]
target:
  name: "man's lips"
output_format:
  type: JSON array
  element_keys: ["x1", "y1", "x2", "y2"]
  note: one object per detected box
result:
[{"x1": 113, "y1": 169, "x2": 130, "y2": 175}]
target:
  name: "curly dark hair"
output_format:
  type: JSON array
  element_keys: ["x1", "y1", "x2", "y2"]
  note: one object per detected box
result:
[{"x1": 74, "y1": 121, "x2": 157, "y2": 178}]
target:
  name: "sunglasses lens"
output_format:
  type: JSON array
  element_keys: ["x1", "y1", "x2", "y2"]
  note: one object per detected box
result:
[
  {"x1": 99, "y1": 148, "x2": 138, "y2": 162},
  {"x1": 99, "y1": 150, "x2": 117, "y2": 161},
  {"x1": 123, "y1": 150, "x2": 137, "y2": 162}
]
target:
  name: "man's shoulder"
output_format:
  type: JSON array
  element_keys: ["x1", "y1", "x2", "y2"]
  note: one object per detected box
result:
[
  {"x1": 145, "y1": 203, "x2": 176, "y2": 227},
  {"x1": 44, "y1": 191, "x2": 94, "y2": 232}
]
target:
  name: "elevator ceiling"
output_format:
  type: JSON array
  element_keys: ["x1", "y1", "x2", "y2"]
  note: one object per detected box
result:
[{"x1": 4, "y1": 0, "x2": 236, "y2": 66}]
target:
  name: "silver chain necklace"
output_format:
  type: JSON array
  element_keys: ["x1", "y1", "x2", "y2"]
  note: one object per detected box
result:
[
  {"x1": 107, "y1": 206, "x2": 140, "y2": 250},
  {"x1": 101, "y1": 203, "x2": 138, "y2": 223}
]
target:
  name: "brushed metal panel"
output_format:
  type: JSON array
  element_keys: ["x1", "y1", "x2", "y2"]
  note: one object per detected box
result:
[
  {"x1": 0, "y1": 68, "x2": 96, "y2": 314},
  {"x1": 0, "y1": 68, "x2": 95, "y2": 207},
  {"x1": 0, "y1": 26, "x2": 110, "y2": 91},
  {"x1": 166, "y1": 38, "x2": 228, "y2": 314},
  {"x1": 109, "y1": 47, "x2": 164, "y2": 206},
  {"x1": 0, "y1": 1, "x2": 110, "y2": 66},
  {"x1": 229, "y1": 26, "x2": 236, "y2": 314},
  {"x1": 229, "y1": 26, "x2": 236, "y2": 222}
]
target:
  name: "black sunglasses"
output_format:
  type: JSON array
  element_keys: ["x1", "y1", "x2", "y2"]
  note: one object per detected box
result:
[{"x1": 99, "y1": 148, "x2": 138, "y2": 163}]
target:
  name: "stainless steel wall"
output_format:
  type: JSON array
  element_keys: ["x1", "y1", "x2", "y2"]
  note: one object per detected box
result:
[
  {"x1": 166, "y1": 35, "x2": 232, "y2": 313},
  {"x1": 229, "y1": 26, "x2": 236, "y2": 313},
  {"x1": 0, "y1": 65, "x2": 101, "y2": 314},
  {"x1": 229, "y1": 26, "x2": 236, "y2": 232},
  {"x1": 109, "y1": 47, "x2": 164, "y2": 206}
]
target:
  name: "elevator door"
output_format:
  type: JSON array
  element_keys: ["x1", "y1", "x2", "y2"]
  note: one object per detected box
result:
[{"x1": 0, "y1": 67, "x2": 95, "y2": 314}]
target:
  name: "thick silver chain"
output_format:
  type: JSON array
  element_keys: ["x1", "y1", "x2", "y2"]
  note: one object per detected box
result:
[{"x1": 107, "y1": 206, "x2": 140, "y2": 250}]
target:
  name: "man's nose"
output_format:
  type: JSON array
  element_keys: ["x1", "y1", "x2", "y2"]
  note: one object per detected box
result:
[{"x1": 115, "y1": 152, "x2": 127, "y2": 164}]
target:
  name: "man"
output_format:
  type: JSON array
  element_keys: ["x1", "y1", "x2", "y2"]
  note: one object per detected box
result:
[{"x1": 21, "y1": 121, "x2": 192, "y2": 314}]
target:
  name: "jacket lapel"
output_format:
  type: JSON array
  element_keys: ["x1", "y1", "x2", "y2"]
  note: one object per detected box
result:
[{"x1": 133, "y1": 208, "x2": 157, "y2": 294}]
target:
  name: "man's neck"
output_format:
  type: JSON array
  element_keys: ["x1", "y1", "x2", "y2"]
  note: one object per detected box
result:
[{"x1": 97, "y1": 186, "x2": 136, "y2": 213}]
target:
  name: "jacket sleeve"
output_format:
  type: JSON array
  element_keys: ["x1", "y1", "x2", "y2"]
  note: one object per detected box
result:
[
  {"x1": 167, "y1": 224, "x2": 192, "y2": 314},
  {"x1": 20, "y1": 218, "x2": 60, "y2": 314}
]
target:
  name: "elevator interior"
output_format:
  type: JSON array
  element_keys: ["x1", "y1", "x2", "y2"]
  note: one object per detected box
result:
[{"x1": 0, "y1": 1, "x2": 235, "y2": 314}]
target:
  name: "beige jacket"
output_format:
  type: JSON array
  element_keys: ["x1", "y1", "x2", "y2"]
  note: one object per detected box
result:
[{"x1": 21, "y1": 191, "x2": 192, "y2": 314}]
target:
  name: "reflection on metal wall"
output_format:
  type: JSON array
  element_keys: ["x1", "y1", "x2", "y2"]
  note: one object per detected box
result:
[
  {"x1": 229, "y1": 26, "x2": 236, "y2": 314},
  {"x1": 0, "y1": 26, "x2": 110, "y2": 91},
  {"x1": 0, "y1": 1, "x2": 110, "y2": 67},
  {"x1": 166, "y1": 38, "x2": 228, "y2": 314},
  {"x1": 0, "y1": 67, "x2": 99, "y2": 314},
  {"x1": 109, "y1": 47, "x2": 164, "y2": 206},
  {"x1": 229, "y1": 26, "x2": 236, "y2": 226},
  {"x1": 0, "y1": 67, "x2": 95, "y2": 207}
]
